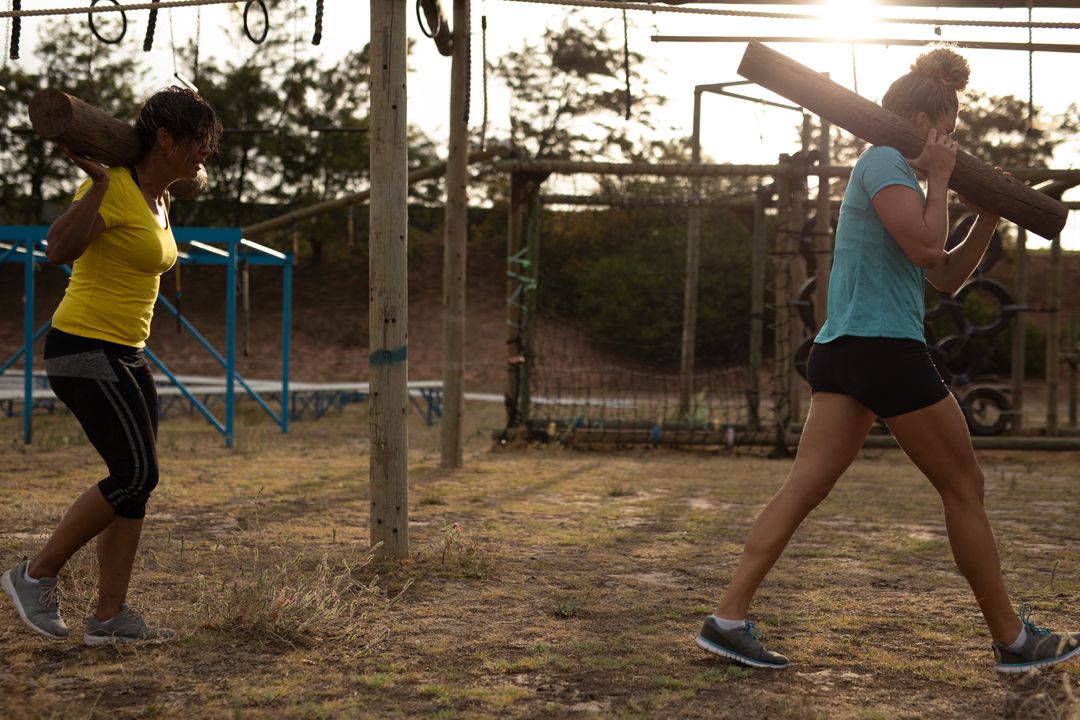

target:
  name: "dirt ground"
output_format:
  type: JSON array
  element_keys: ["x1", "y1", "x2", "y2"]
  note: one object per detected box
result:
[{"x1": 0, "y1": 401, "x2": 1078, "y2": 720}]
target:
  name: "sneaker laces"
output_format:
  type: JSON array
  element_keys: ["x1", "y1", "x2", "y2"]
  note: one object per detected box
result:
[
  {"x1": 1019, "y1": 602, "x2": 1051, "y2": 637},
  {"x1": 744, "y1": 621, "x2": 763, "y2": 641},
  {"x1": 39, "y1": 584, "x2": 60, "y2": 610}
]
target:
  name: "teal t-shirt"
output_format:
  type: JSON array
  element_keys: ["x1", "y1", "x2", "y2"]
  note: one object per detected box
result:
[{"x1": 816, "y1": 146, "x2": 927, "y2": 344}]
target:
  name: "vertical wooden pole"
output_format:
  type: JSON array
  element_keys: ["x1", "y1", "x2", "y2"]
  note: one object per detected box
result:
[
  {"x1": 747, "y1": 184, "x2": 769, "y2": 433},
  {"x1": 505, "y1": 173, "x2": 526, "y2": 430},
  {"x1": 772, "y1": 164, "x2": 792, "y2": 454},
  {"x1": 369, "y1": 0, "x2": 409, "y2": 559},
  {"x1": 679, "y1": 88, "x2": 703, "y2": 419},
  {"x1": 1068, "y1": 313, "x2": 1077, "y2": 429},
  {"x1": 789, "y1": 119, "x2": 810, "y2": 425},
  {"x1": 1010, "y1": 227, "x2": 1027, "y2": 435},
  {"x1": 520, "y1": 185, "x2": 543, "y2": 425},
  {"x1": 813, "y1": 115, "x2": 832, "y2": 332},
  {"x1": 441, "y1": 0, "x2": 469, "y2": 468},
  {"x1": 1046, "y1": 232, "x2": 1062, "y2": 435}
]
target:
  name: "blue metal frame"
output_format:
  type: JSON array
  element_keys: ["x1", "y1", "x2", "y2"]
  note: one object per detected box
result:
[{"x1": 0, "y1": 226, "x2": 294, "y2": 447}]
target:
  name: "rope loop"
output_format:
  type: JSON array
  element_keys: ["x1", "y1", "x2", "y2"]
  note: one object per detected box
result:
[
  {"x1": 243, "y1": 0, "x2": 267, "y2": 44},
  {"x1": 89, "y1": 0, "x2": 127, "y2": 45}
]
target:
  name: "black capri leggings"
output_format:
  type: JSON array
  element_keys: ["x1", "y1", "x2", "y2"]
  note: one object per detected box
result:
[{"x1": 44, "y1": 329, "x2": 159, "y2": 520}]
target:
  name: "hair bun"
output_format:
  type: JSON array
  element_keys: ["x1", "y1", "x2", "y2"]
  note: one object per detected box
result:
[{"x1": 911, "y1": 46, "x2": 970, "y2": 92}]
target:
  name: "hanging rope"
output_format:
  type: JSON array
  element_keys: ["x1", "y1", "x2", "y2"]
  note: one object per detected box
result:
[
  {"x1": 464, "y1": 4, "x2": 471, "y2": 126},
  {"x1": 1027, "y1": 1, "x2": 1035, "y2": 136},
  {"x1": 193, "y1": 6, "x2": 200, "y2": 82},
  {"x1": 143, "y1": 0, "x2": 159, "y2": 51},
  {"x1": 622, "y1": 9, "x2": 630, "y2": 121},
  {"x1": 1, "y1": 0, "x2": 244, "y2": 19},
  {"x1": 8, "y1": 0, "x2": 19, "y2": 60},
  {"x1": 480, "y1": 10, "x2": 489, "y2": 150},
  {"x1": 496, "y1": 0, "x2": 1080, "y2": 31},
  {"x1": 311, "y1": 0, "x2": 323, "y2": 45}
]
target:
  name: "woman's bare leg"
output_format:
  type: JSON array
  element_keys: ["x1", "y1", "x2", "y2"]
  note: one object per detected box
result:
[
  {"x1": 885, "y1": 394, "x2": 1021, "y2": 644},
  {"x1": 95, "y1": 517, "x2": 144, "y2": 620},
  {"x1": 715, "y1": 393, "x2": 876, "y2": 619},
  {"x1": 29, "y1": 486, "x2": 115, "y2": 579}
]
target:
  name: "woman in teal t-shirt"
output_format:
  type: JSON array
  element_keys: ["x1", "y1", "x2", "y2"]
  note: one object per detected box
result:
[{"x1": 695, "y1": 47, "x2": 1079, "y2": 674}]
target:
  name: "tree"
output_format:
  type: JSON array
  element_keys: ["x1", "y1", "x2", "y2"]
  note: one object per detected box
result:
[{"x1": 494, "y1": 11, "x2": 664, "y2": 161}]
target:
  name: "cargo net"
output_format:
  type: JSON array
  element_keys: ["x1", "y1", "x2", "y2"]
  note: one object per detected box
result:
[{"x1": 509, "y1": 179, "x2": 775, "y2": 447}]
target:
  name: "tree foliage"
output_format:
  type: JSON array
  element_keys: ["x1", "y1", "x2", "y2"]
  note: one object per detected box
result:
[{"x1": 494, "y1": 11, "x2": 663, "y2": 161}]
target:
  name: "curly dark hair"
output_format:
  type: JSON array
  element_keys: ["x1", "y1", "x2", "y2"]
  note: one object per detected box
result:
[
  {"x1": 881, "y1": 46, "x2": 970, "y2": 123},
  {"x1": 134, "y1": 85, "x2": 222, "y2": 160}
]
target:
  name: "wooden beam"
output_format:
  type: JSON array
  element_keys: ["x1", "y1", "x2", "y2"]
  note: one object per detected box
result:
[
  {"x1": 29, "y1": 88, "x2": 206, "y2": 199},
  {"x1": 737, "y1": 40, "x2": 1069, "y2": 239},
  {"x1": 658, "y1": 1, "x2": 1080, "y2": 7},
  {"x1": 655, "y1": 36, "x2": 1080, "y2": 54}
]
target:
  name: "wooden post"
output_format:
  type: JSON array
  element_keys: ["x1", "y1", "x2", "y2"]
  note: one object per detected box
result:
[
  {"x1": 771, "y1": 164, "x2": 793, "y2": 455},
  {"x1": 29, "y1": 88, "x2": 207, "y2": 199},
  {"x1": 790, "y1": 120, "x2": 810, "y2": 425},
  {"x1": 1046, "y1": 232, "x2": 1062, "y2": 436},
  {"x1": 369, "y1": 0, "x2": 409, "y2": 560},
  {"x1": 679, "y1": 88, "x2": 703, "y2": 419},
  {"x1": 505, "y1": 173, "x2": 527, "y2": 430},
  {"x1": 737, "y1": 41, "x2": 1069, "y2": 240},
  {"x1": 520, "y1": 184, "x2": 543, "y2": 425},
  {"x1": 814, "y1": 114, "x2": 832, "y2": 333},
  {"x1": 440, "y1": 0, "x2": 469, "y2": 469},
  {"x1": 1010, "y1": 227, "x2": 1028, "y2": 435},
  {"x1": 747, "y1": 184, "x2": 769, "y2": 433},
  {"x1": 1069, "y1": 313, "x2": 1077, "y2": 429}
]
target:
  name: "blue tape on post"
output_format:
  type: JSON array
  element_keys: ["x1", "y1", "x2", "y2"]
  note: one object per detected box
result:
[{"x1": 370, "y1": 346, "x2": 408, "y2": 366}]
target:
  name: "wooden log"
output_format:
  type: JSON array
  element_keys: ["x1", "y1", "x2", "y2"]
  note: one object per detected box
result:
[
  {"x1": 737, "y1": 41, "x2": 1069, "y2": 240},
  {"x1": 29, "y1": 88, "x2": 206, "y2": 200}
]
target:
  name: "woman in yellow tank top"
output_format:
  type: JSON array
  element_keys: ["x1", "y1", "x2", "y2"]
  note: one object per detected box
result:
[{"x1": 2, "y1": 87, "x2": 220, "y2": 645}]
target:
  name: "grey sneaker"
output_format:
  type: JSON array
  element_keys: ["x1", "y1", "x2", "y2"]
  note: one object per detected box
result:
[
  {"x1": 695, "y1": 615, "x2": 789, "y2": 669},
  {"x1": 83, "y1": 603, "x2": 176, "y2": 646},
  {"x1": 993, "y1": 604, "x2": 1080, "y2": 674},
  {"x1": 1, "y1": 558, "x2": 69, "y2": 640}
]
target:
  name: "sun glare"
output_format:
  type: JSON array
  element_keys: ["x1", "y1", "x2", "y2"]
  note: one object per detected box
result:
[{"x1": 819, "y1": 0, "x2": 879, "y2": 40}]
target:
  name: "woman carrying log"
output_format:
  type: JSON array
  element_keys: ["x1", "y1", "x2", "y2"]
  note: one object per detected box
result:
[
  {"x1": 2, "y1": 86, "x2": 220, "y2": 645},
  {"x1": 696, "y1": 48, "x2": 1079, "y2": 673}
]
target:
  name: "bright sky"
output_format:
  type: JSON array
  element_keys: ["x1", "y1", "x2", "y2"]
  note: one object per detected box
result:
[{"x1": 6, "y1": 0, "x2": 1080, "y2": 248}]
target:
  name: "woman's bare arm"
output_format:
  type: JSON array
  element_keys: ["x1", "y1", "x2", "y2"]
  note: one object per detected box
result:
[{"x1": 45, "y1": 149, "x2": 110, "y2": 265}]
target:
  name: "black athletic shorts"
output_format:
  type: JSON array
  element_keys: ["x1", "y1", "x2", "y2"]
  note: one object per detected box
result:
[{"x1": 806, "y1": 335, "x2": 950, "y2": 419}]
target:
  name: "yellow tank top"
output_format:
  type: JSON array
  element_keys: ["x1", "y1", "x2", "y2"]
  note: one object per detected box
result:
[{"x1": 52, "y1": 167, "x2": 177, "y2": 348}]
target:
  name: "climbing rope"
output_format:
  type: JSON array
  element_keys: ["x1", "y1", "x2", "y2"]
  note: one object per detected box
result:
[
  {"x1": 7, "y1": 0, "x2": 19, "y2": 60},
  {"x1": 480, "y1": 8, "x2": 489, "y2": 150},
  {"x1": 622, "y1": 9, "x2": 631, "y2": 121},
  {"x1": 143, "y1": 0, "x2": 159, "y2": 50},
  {"x1": 311, "y1": 0, "x2": 323, "y2": 45},
  {"x1": 497, "y1": 0, "x2": 1080, "y2": 31}
]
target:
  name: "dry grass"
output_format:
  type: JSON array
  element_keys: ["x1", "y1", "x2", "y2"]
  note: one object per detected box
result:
[{"x1": 0, "y1": 401, "x2": 1078, "y2": 719}]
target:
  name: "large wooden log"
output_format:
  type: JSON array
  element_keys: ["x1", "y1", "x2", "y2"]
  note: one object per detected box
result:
[
  {"x1": 737, "y1": 41, "x2": 1069, "y2": 239},
  {"x1": 29, "y1": 88, "x2": 207, "y2": 200}
]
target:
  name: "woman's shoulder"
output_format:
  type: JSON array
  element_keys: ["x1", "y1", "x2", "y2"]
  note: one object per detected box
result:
[{"x1": 858, "y1": 145, "x2": 906, "y2": 164}]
